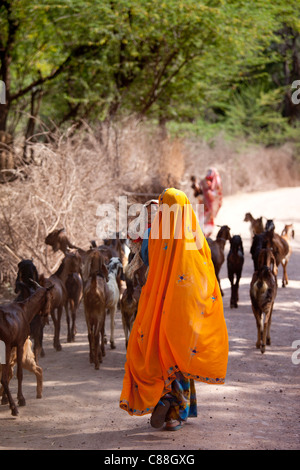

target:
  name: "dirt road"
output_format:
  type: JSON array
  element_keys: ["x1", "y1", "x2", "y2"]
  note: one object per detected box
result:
[{"x1": 1, "y1": 187, "x2": 300, "y2": 450}]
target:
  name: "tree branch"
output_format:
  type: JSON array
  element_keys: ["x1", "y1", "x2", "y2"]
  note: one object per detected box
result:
[
  {"x1": 9, "y1": 54, "x2": 72, "y2": 102},
  {"x1": 10, "y1": 44, "x2": 99, "y2": 102}
]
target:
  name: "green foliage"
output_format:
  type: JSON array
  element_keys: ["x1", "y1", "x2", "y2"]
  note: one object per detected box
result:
[{"x1": 0, "y1": 0, "x2": 300, "y2": 144}]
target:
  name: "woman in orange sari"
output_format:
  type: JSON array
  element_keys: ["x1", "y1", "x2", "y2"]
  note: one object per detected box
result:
[{"x1": 120, "y1": 188, "x2": 228, "y2": 431}]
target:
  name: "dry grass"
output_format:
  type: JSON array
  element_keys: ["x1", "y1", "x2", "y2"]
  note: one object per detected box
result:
[
  {"x1": 0, "y1": 119, "x2": 184, "y2": 283},
  {"x1": 181, "y1": 134, "x2": 300, "y2": 201}
]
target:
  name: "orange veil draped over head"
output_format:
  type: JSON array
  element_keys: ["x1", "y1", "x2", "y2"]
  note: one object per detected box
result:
[{"x1": 120, "y1": 188, "x2": 228, "y2": 416}]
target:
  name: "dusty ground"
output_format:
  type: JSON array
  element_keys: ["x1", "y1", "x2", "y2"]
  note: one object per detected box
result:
[{"x1": 1, "y1": 186, "x2": 300, "y2": 451}]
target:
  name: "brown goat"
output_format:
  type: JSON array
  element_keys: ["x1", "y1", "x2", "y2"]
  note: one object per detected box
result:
[
  {"x1": 84, "y1": 274, "x2": 107, "y2": 370},
  {"x1": 41, "y1": 252, "x2": 82, "y2": 351},
  {"x1": 0, "y1": 337, "x2": 43, "y2": 407},
  {"x1": 120, "y1": 278, "x2": 141, "y2": 348},
  {"x1": 83, "y1": 249, "x2": 109, "y2": 369},
  {"x1": 82, "y1": 248, "x2": 108, "y2": 285},
  {"x1": 250, "y1": 248, "x2": 278, "y2": 354},
  {"x1": 207, "y1": 225, "x2": 231, "y2": 296},
  {"x1": 244, "y1": 213, "x2": 264, "y2": 237},
  {"x1": 0, "y1": 285, "x2": 53, "y2": 416},
  {"x1": 102, "y1": 235, "x2": 126, "y2": 263},
  {"x1": 264, "y1": 220, "x2": 289, "y2": 288},
  {"x1": 280, "y1": 224, "x2": 294, "y2": 288},
  {"x1": 65, "y1": 272, "x2": 83, "y2": 343},
  {"x1": 45, "y1": 228, "x2": 79, "y2": 254},
  {"x1": 15, "y1": 259, "x2": 46, "y2": 360}
]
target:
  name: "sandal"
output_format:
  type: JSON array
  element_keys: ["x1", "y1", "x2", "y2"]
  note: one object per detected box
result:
[
  {"x1": 150, "y1": 399, "x2": 171, "y2": 428},
  {"x1": 165, "y1": 419, "x2": 183, "y2": 431}
]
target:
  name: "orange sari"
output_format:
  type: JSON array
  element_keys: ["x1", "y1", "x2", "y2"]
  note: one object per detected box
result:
[{"x1": 120, "y1": 188, "x2": 228, "y2": 416}]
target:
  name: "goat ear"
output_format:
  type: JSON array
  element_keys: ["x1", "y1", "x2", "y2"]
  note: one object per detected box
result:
[{"x1": 292, "y1": 230, "x2": 295, "y2": 239}]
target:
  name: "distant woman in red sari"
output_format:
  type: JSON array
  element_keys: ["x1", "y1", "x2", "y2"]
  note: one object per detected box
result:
[{"x1": 191, "y1": 168, "x2": 223, "y2": 238}]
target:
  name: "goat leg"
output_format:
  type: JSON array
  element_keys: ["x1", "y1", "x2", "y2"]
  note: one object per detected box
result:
[
  {"x1": 109, "y1": 307, "x2": 116, "y2": 349},
  {"x1": 35, "y1": 365, "x2": 43, "y2": 399},
  {"x1": 16, "y1": 344, "x2": 26, "y2": 406},
  {"x1": 66, "y1": 300, "x2": 77, "y2": 343},
  {"x1": 254, "y1": 314, "x2": 262, "y2": 350},
  {"x1": 100, "y1": 322, "x2": 105, "y2": 359},
  {"x1": 94, "y1": 328, "x2": 101, "y2": 370},
  {"x1": 217, "y1": 276, "x2": 224, "y2": 297},
  {"x1": 0, "y1": 361, "x2": 13, "y2": 405},
  {"x1": 52, "y1": 307, "x2": 63, "y2": 351},
  {"x1": 71, "y1": 304, "x2": 77, "y2": 342},
  {"x1": 282, "y1": 260, "x2": 288, "y2": 288},
  {"x1": 230, "y1": 283, "x2": 238, "y2": 309},
  {"x1": 87, "y1": 332, "x2": 94, "y2": 364},
  {"x1": 1, "y1": 348, "x2": 18, "y2": 416},
  {"x1": 65, "y1": 302, "x2": 72, "y2": 342},
  {"x1": 122, "y1": 316, "x2": 129, "y2": 349},
  {"x1": 260, "y1": 313, "x2": 269, "y2": 354},
  {"x1": 266, "y1": 306, "x2": 273, "y2": 346},
  {"x1": 236, "y1": 274, "x2": 241, "y2": 302},
  {"x1": 23, "y1": 358, "x2": 43, "y2": 399}
]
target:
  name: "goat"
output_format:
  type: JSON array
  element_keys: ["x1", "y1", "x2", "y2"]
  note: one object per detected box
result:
[
  {"x1": 83, "y1": 273, "x2": 106, "y2": 370},
  {"x1": 65, "y1": 272, "x2": 83, "y2": 343},
  {"x1": 250, "y1": 232, "x2": 266, "y2": 271},
  {"x1": 15, "y1": 259, "x2": 45, "y2": 360},
  {"x1": 250, "y1": 248, "x2": 278, "y2": 354},
  {"x1": 264, "y1": 220, "x2": 289, "y2": 287},
  {"x1": 250, "y1": 220, "x2": 275, "y2": 271},
  {"x1": 82, "y1": 248, "x2": 108, "y2": 285},
  {"x1": 0, "y1": 337, "x2": 43, "y2": 408},
  {"x1": 83, "y1": 249, "x2": 110, "y2": 369},
  {"x1": 0, "y1": 284, "x2": 53, "y2": 416},
  {"x1": 45, "y1": 228, "x2": 79, "y2": 254},
  {"x1": 125, "y1": 238, "x2": 148, "y2": 287},
  {"x1": 227, "y1": 235, "x2": 244, "y2": 308},
  {"x1": 244, "y1": 213, "x2": 264, "y2": 237},
  {"x1": 207, "y1": 225, "x2": 231, "y2": 296},
  {"x1": 120, "y1": 277, "x2": 141, "y2": 348},
  {"x1": 280, "y1": 224, "x2": 294, "y2": 287},
  {"x1": 104, "y1": 257, "x2": 123, "y2": 350},
  {"x1": 102, "y1": 233, "x2": 127, "y2": 265},
  {"x1": 41, "y1": 251, "x2": 82, "y2": 351}
]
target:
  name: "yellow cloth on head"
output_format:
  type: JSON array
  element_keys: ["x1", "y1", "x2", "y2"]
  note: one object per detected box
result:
[{"x1": 120, "y1": 188, "x2": 228, "y2": 416}]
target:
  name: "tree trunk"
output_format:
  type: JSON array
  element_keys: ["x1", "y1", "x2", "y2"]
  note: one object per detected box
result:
[
  {"x1": 0, "y1": 102, "x2": 10, "y2": 132},
  {"x1": 23, "y1": 88, "x2": 43, "y2": 163}
]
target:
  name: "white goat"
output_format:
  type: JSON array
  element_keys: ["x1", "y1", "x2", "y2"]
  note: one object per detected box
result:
[
  {"x1": 0, "y1": 337, "x2": 43, "y2": 403},
  {"x1": 105, "y1": 257, "x2": 123, "y2": 350}
]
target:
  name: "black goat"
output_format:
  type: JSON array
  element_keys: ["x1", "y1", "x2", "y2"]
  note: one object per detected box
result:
[
  {"x1": 15, "y1": 260, "x2": 46, "y2": 361},
  {"x1": 227, "y1": 235, "x2": 244, "y2": 308}
]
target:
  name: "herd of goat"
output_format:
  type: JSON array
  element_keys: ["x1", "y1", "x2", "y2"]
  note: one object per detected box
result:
[
  {"x1": 209, "y1": 214, "x2": 294, "y2": 355},
  {"x1": 0, "y1": 212, "x2": 295, "y2": 416}
]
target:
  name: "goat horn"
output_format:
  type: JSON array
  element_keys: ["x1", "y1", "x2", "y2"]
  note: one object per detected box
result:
[{"x1": 29, "y1": 278, "x2": 42, "y2": 288}]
